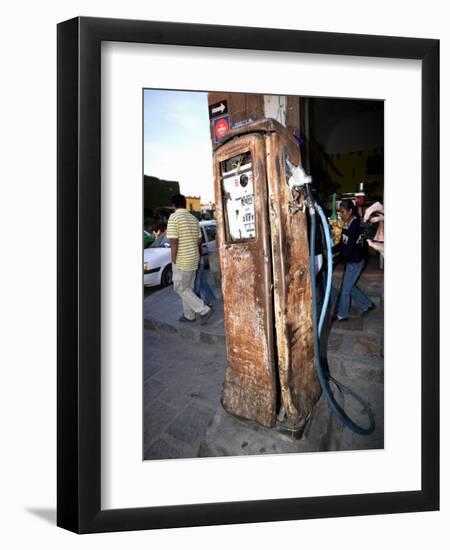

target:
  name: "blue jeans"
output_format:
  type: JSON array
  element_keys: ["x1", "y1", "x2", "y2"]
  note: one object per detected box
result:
[
  {"x1": 337, "y1": 260, "x2": 371, "y2": 319},
  {"x1": 194, "y1": 260, "x2": 215, "y2": 305}
]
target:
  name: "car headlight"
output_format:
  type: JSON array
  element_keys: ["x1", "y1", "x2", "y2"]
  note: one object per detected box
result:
[{"x1": 144, "y1": 261, "x2": 150, "y2": 273}]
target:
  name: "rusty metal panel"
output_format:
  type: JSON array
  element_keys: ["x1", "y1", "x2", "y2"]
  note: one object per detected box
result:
[
  {"x1": 266, "y1": 132, "x2": 321, "y2": 424},
  {"x1": 214, "y1": 134, "x2": 277, "y2": 428}
]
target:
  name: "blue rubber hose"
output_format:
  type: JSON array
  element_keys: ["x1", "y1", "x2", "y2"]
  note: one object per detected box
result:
[
  {"x1": 315, "y1": 203, "x2": 333, "y2": 336},
  {"x1": 309, "y1": 205, "x2": 375, "y2": 436}
]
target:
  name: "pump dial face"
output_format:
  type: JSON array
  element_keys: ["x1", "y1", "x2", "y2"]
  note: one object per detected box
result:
[
  {"x1": 222, "y1": 155, "x2": 255, "y2": 241},
  {"x1": 240, "y1": 174, "x2": 249, "y2": 187}
]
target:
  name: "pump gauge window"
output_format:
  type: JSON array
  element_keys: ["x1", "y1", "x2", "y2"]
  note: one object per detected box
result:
[{"x1": 221, "y1": 153, "x2": 256, "y2": 241}]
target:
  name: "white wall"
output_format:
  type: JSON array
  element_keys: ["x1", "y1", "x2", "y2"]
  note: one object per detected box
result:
[{"x1": 0, "y1": 0, "x2": 447, "y2": 548}]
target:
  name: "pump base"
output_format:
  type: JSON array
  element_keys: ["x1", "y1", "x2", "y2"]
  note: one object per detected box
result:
[{"x1": 275, "y1": 414, "x2": 310, "y2": 440}]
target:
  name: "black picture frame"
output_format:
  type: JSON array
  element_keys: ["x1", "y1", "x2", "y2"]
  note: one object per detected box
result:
[{"x1": 57, "y1": 16, "x2": 439, "y2": 534}]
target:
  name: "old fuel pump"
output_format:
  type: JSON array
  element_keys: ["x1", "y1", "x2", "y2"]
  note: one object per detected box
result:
[
  {"x1": 213, "y1": 118, "x2": 375, "y2": 438},
  {"x1": 213, "y1": 119, "x2": 321, "y2": 433}
]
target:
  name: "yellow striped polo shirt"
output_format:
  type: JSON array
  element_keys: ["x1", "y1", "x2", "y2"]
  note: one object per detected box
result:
[{"x1": 166, "y1": 209, "x2": 201, "y2": 272}]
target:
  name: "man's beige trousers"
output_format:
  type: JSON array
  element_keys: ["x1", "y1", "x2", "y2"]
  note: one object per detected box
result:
[{"x1": 172, "y1": 264, "x2": 210, "y2": 320}]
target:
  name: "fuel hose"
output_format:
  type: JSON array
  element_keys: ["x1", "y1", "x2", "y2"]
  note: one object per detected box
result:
[
  {"x1": 315, "y1": 203, "x2": 332, "y2": 336},
  {"x1": 308, "y1": 201, "x2": 375, "y2": 436}
]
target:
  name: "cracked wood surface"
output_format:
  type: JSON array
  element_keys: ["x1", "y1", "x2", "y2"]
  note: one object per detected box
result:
[{"x1": 266, "y1": 131, "x2": 321, "y2": 422}]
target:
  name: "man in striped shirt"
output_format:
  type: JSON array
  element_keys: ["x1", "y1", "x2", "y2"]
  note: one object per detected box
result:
[{"x1": 167, "y1": 194, "x2": 213, "y2": 324}]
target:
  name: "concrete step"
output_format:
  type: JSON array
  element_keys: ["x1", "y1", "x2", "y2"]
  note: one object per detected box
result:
[{"x1": 198, "y1": 406, "x2": 325, "y2": 457}]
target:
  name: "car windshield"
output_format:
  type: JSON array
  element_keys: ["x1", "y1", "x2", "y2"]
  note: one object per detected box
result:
[
  {"x1": 151, "y1": 235, "x2": 170, "y2": 248},
  {"x1": 203, "y1": 224, "x2": 216, "y2": 242}
]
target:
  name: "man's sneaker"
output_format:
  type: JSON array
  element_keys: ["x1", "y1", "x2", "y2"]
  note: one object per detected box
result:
[
  {"x1": 200, "y1": 306, "x2": 214, "y2": 325},
  {"x1": 178, "y1": 315, "x2": 196, "y2": 323},
  {"x1": 361, "y1": 303, "x2": 376, "y2": 317}
]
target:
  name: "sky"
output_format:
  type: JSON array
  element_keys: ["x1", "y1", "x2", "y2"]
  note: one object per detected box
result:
[{"x1": 143, "y1": 89, "x2": 215, "y2": 203}]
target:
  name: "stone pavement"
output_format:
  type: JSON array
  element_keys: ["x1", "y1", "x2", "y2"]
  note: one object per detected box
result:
[
  {"x1": 143, "y1": 330, "x2": 226, "y2": 459},
  {"x1": 143, "y1": 264, "x2": 384, "y2": 459}
]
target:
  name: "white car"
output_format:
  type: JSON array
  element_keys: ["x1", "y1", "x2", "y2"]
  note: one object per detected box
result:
[
  {"x1": 143, "y1": 236, "x2": 172, "y2": 287},
  {"x1": 199, "y1": 219, "x2": 217, "y2": 267},
  {"x1": 143, "y1": 220, "x2": 217, "y2": 288}
]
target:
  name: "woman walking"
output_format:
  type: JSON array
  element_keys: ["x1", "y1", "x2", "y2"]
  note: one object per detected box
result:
[{"x1": 333, "y1": 199, "x2": 375, "y2": 321}]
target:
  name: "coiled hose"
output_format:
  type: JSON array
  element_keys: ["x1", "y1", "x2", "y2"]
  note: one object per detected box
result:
[{"x1": 309, "y1": 202, "x2": 375, "y2": 436}]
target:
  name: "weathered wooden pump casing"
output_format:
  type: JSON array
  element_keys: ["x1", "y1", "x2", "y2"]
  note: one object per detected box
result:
[{"x1": 213, "y1": 119, "x2": 321, "y2": 430}]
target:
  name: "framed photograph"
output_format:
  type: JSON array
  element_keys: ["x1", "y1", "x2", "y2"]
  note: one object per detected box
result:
[{"x1": 57, "y1": 17, "x2": 439, "y2": 533}]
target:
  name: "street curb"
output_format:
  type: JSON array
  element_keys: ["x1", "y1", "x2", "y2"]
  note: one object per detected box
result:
[{"x1": 144, "y1": 318, "x2": 226, "y2": 346}]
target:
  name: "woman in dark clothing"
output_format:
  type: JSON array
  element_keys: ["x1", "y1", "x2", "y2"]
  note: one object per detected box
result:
[{"x1": 333, "y1": 199, "x2": 375, "y2": 321}]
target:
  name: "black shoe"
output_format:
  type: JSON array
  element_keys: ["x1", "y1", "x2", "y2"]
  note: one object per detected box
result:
[
  {"x1": 200, "y1": 306, "x2": 214, "y2": 325},
  {"x1": 178, "y1": 315, "x2": 196, "y2": 323},
  {"x1": 361, "y1": 303, "x2": 376, "y2": 317}
]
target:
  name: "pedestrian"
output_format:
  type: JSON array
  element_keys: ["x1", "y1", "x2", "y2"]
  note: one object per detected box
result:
[
  {"x1": 194, "y1": 252, "x2": 215, "y2": 307},
  {"x1": 167, "y1": 194, "x2": 214, "y2": 324},
  {"x1": 363, "y1": 201, "x2": 385, "y2": 257},
  {"x1": 333, "y1": 198, "x2": 376, "y2": 321}
]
